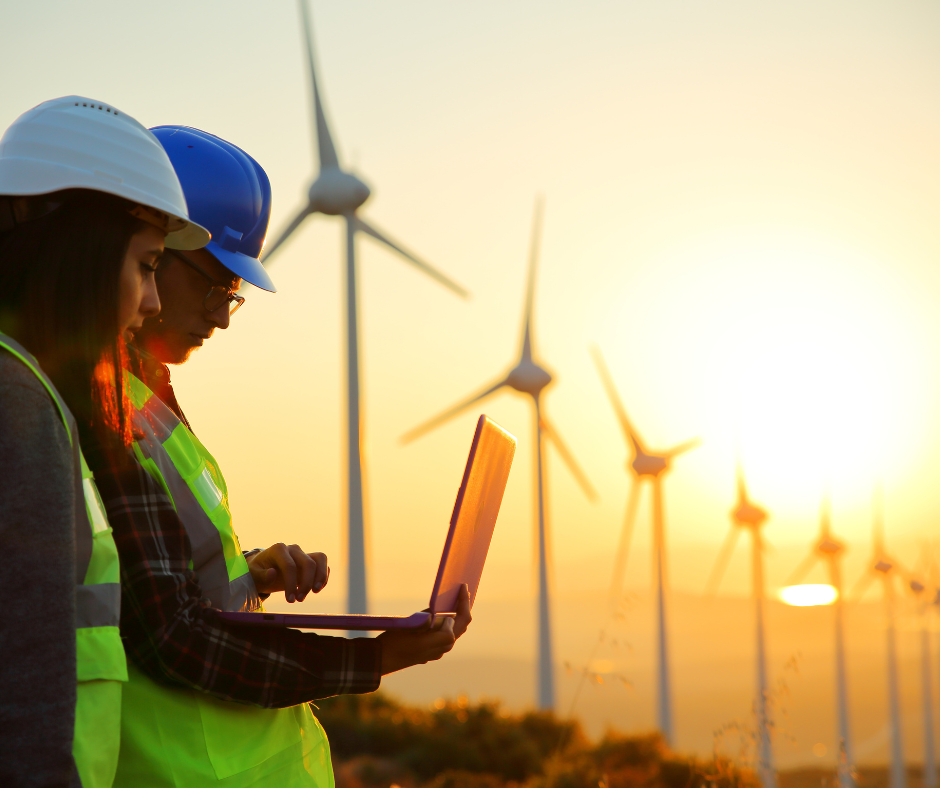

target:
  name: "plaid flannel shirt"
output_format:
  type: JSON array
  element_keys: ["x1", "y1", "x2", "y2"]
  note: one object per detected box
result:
[{"x1": 95, "y1": 355, "x2": 381, "y2": 708}]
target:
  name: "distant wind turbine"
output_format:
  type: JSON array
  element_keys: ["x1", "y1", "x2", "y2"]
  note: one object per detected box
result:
[
  {"x1": 907, "y1": 567, "x2": 937, "y2": 788},
  {"x1": 590, "y1": 347, "x2": 698, "y2": 748},
  {"x1": 934, "y1": 586, "x2": 940, "y2": 786},
  {"x1": 263, "y1": 0, "x2": 468, "y2": 617},
  {"x1": 850, "y1": 486, "x2": 906, "y2": 788},
  {"x1": 402, "y1": 199, "x2": 596, "y2": 710},
  {"x1": 787, "y1": 496, "x2": 854, "y2": 788},
  {"x1": 704, "y1": 465, "x2": 776, "y2": 788}
]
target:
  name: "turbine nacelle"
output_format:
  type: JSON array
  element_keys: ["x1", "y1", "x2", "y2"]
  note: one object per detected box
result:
[
  {"x1": 632, "y1": 451, "x2": 668, "y2": 478},
  {"x1": 910, "y1": 579, "x2": 926, "y2": 594},
  {"x1": 732, "y1": 500, "x2": 768, "y2": 528},
  {"x1": 307, "y1": 168, "x2": 371, "y2": 215},
  {"x1": 875, "y1": 559, "x2": 894, "y2": 574},
  {"x1": 817, "y1": 535, "x2": 845, "y2": 556},
  {"x1": 506, "y1": 358, "x2": 553, "y2": 397}
]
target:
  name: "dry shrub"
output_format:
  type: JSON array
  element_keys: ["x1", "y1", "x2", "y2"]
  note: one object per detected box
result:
[{"x1": 315, "y1": 693, "x2": 757, "y2": 788}]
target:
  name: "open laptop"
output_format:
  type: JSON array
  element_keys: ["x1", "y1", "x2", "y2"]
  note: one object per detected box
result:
[{"x1": 219, "y1": 414, "x2": 516, "y2": 631}]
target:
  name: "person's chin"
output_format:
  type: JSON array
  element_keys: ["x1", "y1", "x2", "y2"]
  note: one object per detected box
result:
[
  {"x1": 152, "y1": 336, "x2": 198, "y2": 365},
  {"x1": 175, "y1": 333, "x2": 207, "y2": 363}
]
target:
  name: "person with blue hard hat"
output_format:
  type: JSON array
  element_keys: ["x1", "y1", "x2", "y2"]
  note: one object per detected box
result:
[{"x1": 91, "y1": 126, "x2": 472, "y2": 788}]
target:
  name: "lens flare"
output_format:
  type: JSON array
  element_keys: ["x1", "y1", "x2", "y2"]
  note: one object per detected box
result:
[{"x1": 779, "y1": 584, "x2": 837, "y2": 607}]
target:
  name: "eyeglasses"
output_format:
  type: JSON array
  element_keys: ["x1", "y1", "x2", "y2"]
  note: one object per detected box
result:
[{"x1": 167, "y1": 250, "x2": 245, "y2": 315}]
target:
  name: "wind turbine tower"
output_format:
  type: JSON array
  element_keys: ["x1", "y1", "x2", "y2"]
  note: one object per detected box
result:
[
  {"x1": 403, "y1": 199, "x2": 596, "y2": 710},
  {"x1": 852, "y1": 487, "x2": 906, "y2": 788},
  {"x1": 703, "y1": 466, "x2": 775, "y2": 788},
  {"x1": 263, "y1": 0, "x2": 468, "y2": 617},
  {"x1": 591, "y1": 348, "x2": 698, "y2": 748},
  {"x1": 788, "y1": 497, "x2": 854, "y2": 788}
]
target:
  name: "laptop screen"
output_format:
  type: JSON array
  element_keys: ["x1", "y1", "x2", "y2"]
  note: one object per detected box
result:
[{"x1": 428, "y1": 415, "x2": 517, "y2": 614}]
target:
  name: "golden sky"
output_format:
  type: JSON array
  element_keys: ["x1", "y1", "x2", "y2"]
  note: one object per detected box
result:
[{"x1": 4, "y1": 0, "x2": 940, "y2": 605}]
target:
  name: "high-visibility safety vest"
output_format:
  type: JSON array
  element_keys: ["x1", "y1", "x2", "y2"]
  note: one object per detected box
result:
[
  {"x1": 0, "y1": 333, "x2": 128, "y2": 788},
  {"x1": 114, "y1": 373, "x2": 334, "y2": 788}
]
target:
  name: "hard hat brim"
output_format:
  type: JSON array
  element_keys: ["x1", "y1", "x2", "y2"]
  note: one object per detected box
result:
[
  {"x1": 205, "y1": 241, "x2": 276, "y2": 292},
  {"x1": 165, "y1": 220, "x2": 211, "y2": 251}
]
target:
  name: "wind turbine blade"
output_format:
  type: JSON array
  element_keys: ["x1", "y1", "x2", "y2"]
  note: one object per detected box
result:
[
  {"x1": 848, "y1": 570, "x2": 877, "y2": 602},
  {"x1": 540, "y1": 414, "x2": 597, "y2": 501},
  {"x1": 355, "y1": 216, "x2": 469, "y2": 298},
  {"x1": 787, "y1": 550, "x2": 821, "y2": 586},
  {"x1": 297, "y1": 0, "x2": 339, "y2": 169},
  {"x1": 589, "y1": 345, "x2": 647, "y2": 455},
  {"x1": 914, "y1": 542, "x2": 931, "y2": 578},
  {"x1": 401, "y1": 378, "x2": 507, "y2": 444},
  {"x1": 260, "y1": 205, "x2": 312, "y2": 266},
  {"x1": 704, "y1": 527, "x2": 742, "y2": 597},
  {"x1": 514, "y1": 197, "x2": 545, "y2": 363},
  {"x1": 873, "y1": 482, "x2": 885, "y2": 556},
  {"x1": 664, "y1": 438, "x2": 701, "y2": 459},
  {"x1": 819, "y1": 492, "x2": 832, "y2": 538},
  {"x1": 609, "y1": 478, "x2": 642, "y2": 609},
  {"x1": 891, "y1": 557, "x2": 910, "y2": 581},
  {"x1": 736, "y1": 461, "x2": 749, "y2": 504}
]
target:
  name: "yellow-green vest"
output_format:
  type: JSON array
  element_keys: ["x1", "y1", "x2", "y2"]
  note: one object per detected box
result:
[
  {"x1": 0, "y1": 333, "x2": 128, "y2": 788},
  {"x1": 114, "y1": 373, "x2": 334, "y2": 788}
]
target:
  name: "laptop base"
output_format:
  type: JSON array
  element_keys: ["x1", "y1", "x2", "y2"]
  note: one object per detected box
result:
[{"x1": 219, "y1": 610, "x2": 456, "y2": 631}]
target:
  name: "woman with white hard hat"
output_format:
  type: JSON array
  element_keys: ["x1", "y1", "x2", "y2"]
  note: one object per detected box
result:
[{"x1": 0, "y1": 96, "x2": 209, "y2": 788}]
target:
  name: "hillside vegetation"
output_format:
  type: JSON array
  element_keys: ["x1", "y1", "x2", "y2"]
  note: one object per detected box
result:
[{"x1": 315, "y1": 693, "x2": 758, "y2": 788}]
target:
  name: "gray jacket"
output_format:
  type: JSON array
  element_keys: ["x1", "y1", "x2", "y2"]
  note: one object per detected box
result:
[{"x1": 0, "y1": 352, "x2": 79, "y2": 787}]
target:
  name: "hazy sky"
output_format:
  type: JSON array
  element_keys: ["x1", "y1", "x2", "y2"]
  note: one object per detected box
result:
[{"x1": 4, "y1": 0, "x2": 940, "y2": 603}]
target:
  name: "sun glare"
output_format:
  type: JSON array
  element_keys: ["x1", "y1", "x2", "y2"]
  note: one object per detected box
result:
[
  {"x1": 702, "y1": 239, "x2": 919, "y2": 489},
  {"x1": 600, "y1": 230, "x2": 929, "y2": 524},
  {"x1": 779, "y1": 584, "x2": 838, "y2": 607}
]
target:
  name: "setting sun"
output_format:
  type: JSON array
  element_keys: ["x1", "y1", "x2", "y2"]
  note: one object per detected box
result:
[
  {"x1": 597, "y1": 229, "x2": 932, "y2": 546},
  {"x1": 779, "y1": 584, "x2": 838, "y2": 607}
]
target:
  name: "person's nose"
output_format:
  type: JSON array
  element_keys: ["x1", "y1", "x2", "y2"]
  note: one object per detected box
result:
[
  {"x1": 140, "y1": 275, "x2": 161, "y2": 318},
  {"x1": 207, "y1": 301, "x2": 232, "y2": 330}
]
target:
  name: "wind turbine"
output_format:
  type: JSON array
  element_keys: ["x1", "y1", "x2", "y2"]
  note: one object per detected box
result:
[
  {"x1": 907, "y1": 566, "x2": 937, "y2": 788},
  {"x1": 263, "y1": 0, "x2": 468, "y2": 617},
  {"x1": 703, "y1": 466, "x2": 775, "y2": 788},
  {"x1": 590, "y1": 347, "x2": 698, "y2": 748},
  {"x1": 851, "y1": 487, "x2": 906, "y2": 788},
  {"x1": 934, "y1": 586, "x2": 940, "y2": 785},
  {"x1": 787, "y1": 496, "x2": 854, "y2": 788},
  {"x1": 402, "y1": 199, "x2": 596, "y2": 710}
]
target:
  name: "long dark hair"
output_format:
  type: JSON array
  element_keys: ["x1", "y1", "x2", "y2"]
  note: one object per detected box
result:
[{"x1": 0, "y1": 189, "x2": 148, "y2": 470}]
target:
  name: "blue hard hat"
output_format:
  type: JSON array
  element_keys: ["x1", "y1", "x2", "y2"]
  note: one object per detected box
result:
[{"x1": 150, "y1": 126, "x2": 276, "y2": 292}]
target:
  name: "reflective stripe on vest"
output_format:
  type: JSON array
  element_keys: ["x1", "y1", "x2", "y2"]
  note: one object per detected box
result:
[
  {"x1": 128, "y1": 373, "x2": 259, "y2": 612},
  {"x1": 0, "y1": 333, "x2": 127, "y2": 788},
  {"x1": 117, "y1": 373, "x2": 332, "y2": 787}
]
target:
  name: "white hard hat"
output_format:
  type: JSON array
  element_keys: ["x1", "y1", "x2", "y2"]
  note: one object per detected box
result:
[{"x1": 0, "y1": 96, "x2": 210, "y2": 250}]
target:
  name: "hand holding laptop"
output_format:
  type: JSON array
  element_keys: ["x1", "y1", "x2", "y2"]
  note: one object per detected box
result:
[{"x1": 377, "y1": 584, "x2": 472, "y2": 675}]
